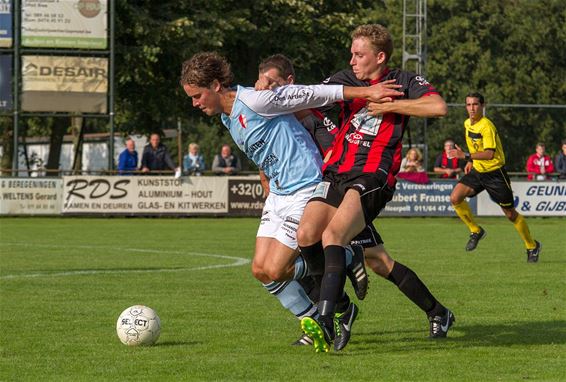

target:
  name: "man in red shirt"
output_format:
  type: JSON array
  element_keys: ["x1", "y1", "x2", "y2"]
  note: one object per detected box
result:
[
  {"x1": 297, "y1": 24, "x2": 451, "y2": 352},
  {"x1": 434, "y1": 139, "x2": 465, "y2": 178},
  {"x1": 526, "y1": 143, "x2": 555, "y2": 180}
]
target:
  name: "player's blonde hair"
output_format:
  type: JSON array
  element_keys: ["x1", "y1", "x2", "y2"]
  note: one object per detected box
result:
[
  {"x1": 351, "y1": 24, "x2": 393, "y2": 64},
  {"x1": 180, "y1": 52, "x2": 233, "y2": 88}
]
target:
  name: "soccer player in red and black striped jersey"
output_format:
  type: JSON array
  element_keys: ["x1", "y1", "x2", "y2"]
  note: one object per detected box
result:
[
  {"x1": 258, "y1": 53, "x2": 457, "y2": 352},
  {"x1": 297, "y1": 24, "x2": 455, "y2": 351}
]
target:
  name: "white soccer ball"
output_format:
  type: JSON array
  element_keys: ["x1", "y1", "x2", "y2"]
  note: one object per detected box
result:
[{"x1": 116, "y1": 305, "x2": 161, "y2": 346}]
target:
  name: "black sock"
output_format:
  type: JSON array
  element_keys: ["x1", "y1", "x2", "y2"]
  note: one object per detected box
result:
[
  {"x1": 318, "y1": 245, "x2": 347, "y2": 321},
  {"x1": 387, "y1": 261, "x2": 445, "y2": 317},
  {"x1": 299, "y1": 241, "x2": 325, "y2": 276},
  {"x1": 335, "y1": 292, "x2": 351, "y2": 314},
  {"x1": 298, "y1": 275, "x2": 321, "y2": 304}
]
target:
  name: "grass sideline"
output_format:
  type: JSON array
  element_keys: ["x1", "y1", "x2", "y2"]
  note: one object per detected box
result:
[{"x1": 1, "y1": 217, "x2": 565, "y2": 381}]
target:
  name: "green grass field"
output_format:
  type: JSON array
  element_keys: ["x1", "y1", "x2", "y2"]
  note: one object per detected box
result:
[{"x1": 1, "y1": 217, "x2": 565, "y2": 381}]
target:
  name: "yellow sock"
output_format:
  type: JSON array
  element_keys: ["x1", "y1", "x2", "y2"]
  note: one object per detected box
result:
[
  {"x1": 513, "y1": 214, "x2": 536, "y2": 249},
  {"x1": 453, "y1": 201, "x2": 481, "y2": 233}
]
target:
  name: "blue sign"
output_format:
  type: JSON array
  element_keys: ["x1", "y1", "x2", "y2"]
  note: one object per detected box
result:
[
  {"x1": 0, "y1": 54, "x2": 12, "y2": 110},
  {"x1": 381, "y1": 180, "x2": 477, "y2": 216},
  {"x1": 0, "y1": 0, "x2": 12, "y2": 48}
]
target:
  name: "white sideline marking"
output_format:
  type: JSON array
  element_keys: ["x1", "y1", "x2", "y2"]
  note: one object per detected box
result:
[{"x1": 0, "y1": 243, "x2": 250, "y2": 280}]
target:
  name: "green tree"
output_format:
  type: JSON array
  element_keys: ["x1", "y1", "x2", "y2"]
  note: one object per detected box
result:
[
  {"x1": 425, "y1": 0, "x2": 566, "y2": 170},
  {"x1": 114, "y1": 0, "x2": 378, "y2": 168}
]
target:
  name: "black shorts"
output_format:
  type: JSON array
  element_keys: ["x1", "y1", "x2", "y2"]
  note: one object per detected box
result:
[
  {"x1": 310, "y1": 172, "x2": 394, "y2": 224},
  {"x1": 459, "y1": 166, "x2": 514, "y2": 209},
  {"x1": 350, "y1": 223, "x2": 384, "y2": 248}
]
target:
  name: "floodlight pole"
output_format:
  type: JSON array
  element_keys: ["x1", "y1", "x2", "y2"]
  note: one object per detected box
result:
[
  {"x1": 11, "y1": 0, "x2": 20, "y2": 177},
  {"x1": 108, "y1": 0, "x2": 115, "y2": 171},
  {"x1": 402, "y1": 0, "x2": 428, "y2": 165}
]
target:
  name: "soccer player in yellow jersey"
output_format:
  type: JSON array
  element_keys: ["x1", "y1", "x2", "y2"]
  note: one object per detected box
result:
[{"x1": 448, "y1": 92, "x2": 541, "y2": 262}]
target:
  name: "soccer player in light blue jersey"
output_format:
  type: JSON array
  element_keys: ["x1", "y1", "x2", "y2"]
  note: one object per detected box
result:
[{"x1": 180, "y1": 52, "x2": 403, "y2": 348}]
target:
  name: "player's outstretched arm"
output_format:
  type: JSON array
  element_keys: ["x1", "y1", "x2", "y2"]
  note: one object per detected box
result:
[
  {"x1": 240, "y1": 84, "x2": 344, "y2": 117},
  {"x1": 242, "y1": 81, "x2": 403, "y2": 118},
  {"x1": 367, "y1": 94, "x2": 448, "y2": 117}
]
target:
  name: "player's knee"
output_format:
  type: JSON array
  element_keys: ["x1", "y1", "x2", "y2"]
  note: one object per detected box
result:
[
  {"x1": 297, "y1": 223, "x2": 319, "y2": 246},
  {"x1": 450, "y1": 192, "x2": 463, "y2": 206},
  {"x1": 263, "y1": 264, "x2": 288, "y2": 282},
  {"x1": 321, "y1": 227, "x2": 342, "y2": 246},
  {"x1": 251, "y1": 262, "x2": 267, "y2": 282},
  {"x1": 504, "y1": 208, "x2": 518, "y2": 221}
]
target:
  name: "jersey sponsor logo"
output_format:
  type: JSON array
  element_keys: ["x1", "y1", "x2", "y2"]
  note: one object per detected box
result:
[
  {"x1": 414, "y1": 76, "x2": 430, "y2": 86},
  {"x1": 284, "y1": 216, "x2": 300, "y2": 225},
  {"x1": 346, "y1": 132, "x2": 371, "y2": 148},
  {"x1": 351, "y1": 107, "x2": 383, "y2": 136},
  {"x1": 467, "y1": 131, "x2": 483, "y2": 139},
  {"x1": 467, "y1": 131, "x2": 483, "y2": 152},
  {"x1": 351, "y1": 238, "x2": 373, "y2": 245},
  {"x1": 247, "y1": 139, "x2": 266, "y2": 157},
  {"x1": 238, "y1": 114, "x2": 247, "y2": 129},
  {"x1": 282, "y1": 223, "x2": 298, "y2": 233},
  {"x1": 271, "y1": 88, "x2": 314, "y2": 103},
  {"x1": 260, "y1": 154, "x2": 279, "y2": 169},
  {"x1": 322, "y1": 117, "x2": 337, "y2": 132}
]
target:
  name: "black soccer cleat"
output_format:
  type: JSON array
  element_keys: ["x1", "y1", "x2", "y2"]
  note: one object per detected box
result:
[
  {"x1": 428, "y1": 309, "x2": 455, "y2": 338},
  {"x1": 526, "y1": 240, "x2": 542, "y2": 263},
  {"x1": 333, "y1": 302, "x2": 359, "y2": 351},
  {"x1": 291, "y1": 333, "x2": 314, "y2": 346},
  {"x1": 465, "y1": 227, "x2": 486, "y2": 251},
  {"x1": 346, "y1": 245, "x2": 369, "y2": 300}
]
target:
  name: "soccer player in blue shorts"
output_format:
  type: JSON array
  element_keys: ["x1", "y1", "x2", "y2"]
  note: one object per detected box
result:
[
  {"x1": 257, "y1": 53, "x2": 456, "y2": 352},
  {"x1": 179, "y1": 52, "x2": 402, "y2": 346}
]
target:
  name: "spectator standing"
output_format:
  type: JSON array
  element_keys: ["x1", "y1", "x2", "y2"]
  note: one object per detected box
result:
[
  {"x1": 434, "y1": 139, "x2": 465, "y2": 178},
  {"x1": 212, "y1": 144, "x2": 241, "y2": 175},
  {"x1": 183, "y1": 142, "x2": 206, "y2": 175},
  {"x1": 141, "y1": 133, "x2": 177, "y2": 174},
  {"x1": 526, "y1": 143, "x2": 554, "y2": 181},
  {"x1": 117, "y1": 138, "x2": 138, "y2": 175},
  {"x1": 554, "y1": 140, "x2": 566, "y2": 179}
]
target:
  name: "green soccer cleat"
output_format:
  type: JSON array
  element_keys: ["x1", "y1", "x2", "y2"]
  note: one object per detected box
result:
[{"x1": 300, "y1": 317, "x2": 332, "y2": 353}]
